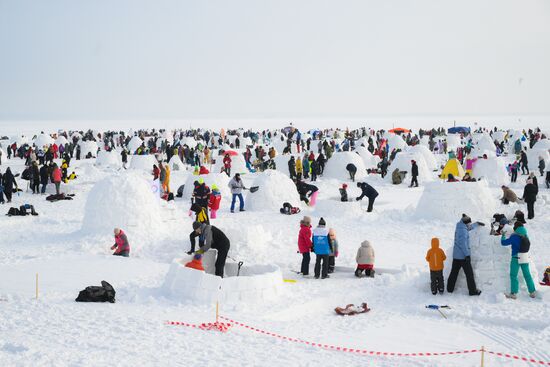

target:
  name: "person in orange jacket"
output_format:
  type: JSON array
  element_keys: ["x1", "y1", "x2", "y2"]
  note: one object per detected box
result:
[{"x1": 425, "y1": 237, "x2": 447, "y2": 295}]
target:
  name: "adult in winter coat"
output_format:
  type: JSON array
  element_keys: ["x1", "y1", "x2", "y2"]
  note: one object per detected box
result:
[
  {"x1": 520, "y1": 151, "x2": 529, "y2": 175},
  {"x1": 39, "y1": 164, "x2": 49, "y2": 194},
  {"x1": 310, "y1": 160, "x2": 319, "y2": 181},
  {"x1": 522, "y1": 179, "x2": 537, "y2": 220},
  {"x1": 153, "y1": 164, "x2": 160, "y2": 180},
  {"x1": 316, "y1": 154, "x2": 326, "y2": 175},
  {"x1": 312, "y1": 218, "x2": 330, "y2": 279},
  {"x1": 296, "y1": 180, "x2": 318, "y2": 205},
  {"x1": 288, "y1": 156, "x2": 297, "y2": 180},
  {"x1": 425, "y1": 238, "x2": 446, "y2": 295},
  {"x1": 538, "y1": 157, "x2": 546, "y2": 177},
  {"x1": 2, "y1": 167, "x2": 18, "y2": 203},
  {"x1": 355, "y1": 240, "x2": 375, "y2": 277},
  {"x1": 228, "y1": 173, "x2": 246, "y2": 213},
  {"x1": 51, "y1": 164, "x2": 62, "y2": 195},
  {"x1": 295, "y1": 157, "x2": 303, "y2": 180},
  {"x1": 391, "y1": 168, "x2": 402, "y2": 185},
  {"x1": 500, "y1": 186, "x2": 520, "y2": 204},
  {"x1": 447, "y1": 214, "x2": 483, "y2": 296},
  {"x1": 297, "y1": 216, "x2": 313, "y2": 276},
  {"x1": 30, "y1": 162, "x2": 40, "y2": 194},
  {"x1": 328, "y1": 228, "x2": 339, "y2": 274},
  {"x1": 0, "y1": 171, "x2": 4, "y2": 204},
  {"x1": 223, "y1": 154, "x2": 232, "y2": 176},
  {"x1": 500, "y1": 222, "x2": 536, "y2": 299},
  {"x1": 190, "y1": 222, "x2": 231, "y2": 277},
  {"x1": 356, "y1": 182, "x2": 379, "y2": 212},
  {"x1": 193, "y1": 179, "x2": 211, "y2": 208},
  {"x1": 346, "y1": 163, "x2": 357, "y2": 182},
  {"x1": 162, "y1": 164, "x2": 171, "y2": 193},
  {"x1": 208, "y1": 184, "x2": 222, "y2": 219},
  {"x1": 111, "y1": 228, "x2": 130, "y2": 257},
  {"x1": 302, "y1": 153, "x2": 310, "y2": 179},
  {"x1": 410, "y1": 160, "x2": 419, "y2": 187}
]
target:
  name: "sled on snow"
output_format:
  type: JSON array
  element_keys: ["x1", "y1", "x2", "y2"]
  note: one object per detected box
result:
[{"x1": 335, "y1": 303, "x2": 371, "y2": 316}]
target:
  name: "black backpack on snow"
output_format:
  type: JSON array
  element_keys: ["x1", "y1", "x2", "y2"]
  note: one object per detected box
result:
[
  {"x1": 75, "y1": 281, "x2": 116, "y2": 303},
  {"x1": 519, "y1": 235, "x2": 530, "y2": 253}
]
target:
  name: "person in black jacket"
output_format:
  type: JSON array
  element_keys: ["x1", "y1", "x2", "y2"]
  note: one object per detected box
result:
[
  {"x1": 39, "y1": 164, "x2": 49, "y2": 194},
  {"x1": 346, "y1": 163, "x2": 357, "y2": 182},
  {"x1": 288, "y1": 156, "x2": 296, "y2": 180},
  {"x1": 2, "y1": 167, "x2": 17, "y2": 203},
  {"x1": 409, "y1": 160, "x2": 419, "y2": 187},
  {"x1": 520, "y1": 151, "x2": 529, "y2": 175},
  {"x1": 356, "y1": 181, "x2": 379, "y2": 212},
  {"x1": 192, "y1": 180, "x2": 211, "y2": 208},
  {"x1": 523, "y1": 178, "x2": 538, "y2": 220},
  {"x1": 317, "y1": 153, "x2": 326, "y2": 175},
  {"x1": 30, "y1": 162, "x2": 40, "y2": 194},
  {"x1": 296, "y1": 180, "x2": 318, "y2": 205},
  {"x1": 190, "y1": 222, "x2": 231, "y2": 277},
  {"x1": 0, "y1": 171, "x2": 4, "y2": 204}
]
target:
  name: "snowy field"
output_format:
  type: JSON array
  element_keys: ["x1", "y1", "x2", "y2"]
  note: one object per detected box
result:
[{"x1": 1, "y1": 126, "x2": 550, "y2": 367}]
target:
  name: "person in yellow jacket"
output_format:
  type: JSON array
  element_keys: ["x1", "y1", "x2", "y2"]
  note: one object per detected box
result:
[
  {"x1": 425, "y1": 238, "x2": 447, "y2": 295},
  {"x1": 163, "y1": 163, "x2": 171, "y2": 193},
  {"x1": 296, "y1": 157, "x2": 303, "y2": 180}
]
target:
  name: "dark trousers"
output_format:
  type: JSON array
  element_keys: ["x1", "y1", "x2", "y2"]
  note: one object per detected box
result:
[
  {"x1": 4, "y1": 189, "x2": 12, "y2": 202},
  {"x1": 521, "y1": 163, "x2": 529, "y2": 175},
  {"x1": 526, "y1": 201, "x2": 535, "y2": 219},
  {"x1": 367, "y1": 197, "x2": 375, "y2": 212},
  {"x1": 511, "y1": 170, "x2": 518, "y2": 182},
  {"x1": 41, "y1": 182, "x2": 47, "y2": 194},
  {"x1": 410, "y1": 176, "x2": 418, "y2": 187},
  {"x1": 314, "y1": 254, "x2": 329, "y2": 278},
  {"x1": 349, "y1": 171, "x2": 356, "y2": 182},
  {"x1": 328, "y1": 256, "x2": 335, "y2": 273},
  {"x1": 113, "y1": 251, "x2": 129, "y2": 257},
  {"x1": 31, "y1": 181, "x2": 39, "y2": 193},
  {"x1": 213, "y1": 242, "x2": 230, "y2": 278},
  {"x1": 300, "y1": 252, "x2": 310, "y2": 275},
  {"x1": 430, "y1": 270, "x2": 444, "y2": 294},
  {"x1": 447, "y1": 258, "x2": 478, "y2": 294}
]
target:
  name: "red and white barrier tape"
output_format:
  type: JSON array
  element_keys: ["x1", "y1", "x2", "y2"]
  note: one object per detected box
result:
[{"x1": 167, "y1": 317, "x2": 550, "y2": 365}]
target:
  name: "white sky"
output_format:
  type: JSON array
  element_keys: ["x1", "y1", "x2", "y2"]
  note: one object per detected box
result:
[{"x1": 0, "y1": 0, "x2": 549, "y2": 122}]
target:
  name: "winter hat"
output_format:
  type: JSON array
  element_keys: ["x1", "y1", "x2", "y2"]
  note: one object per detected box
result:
[
  {"x1": 198, "y1": 178, "x2": 205, "y2": 184},
  {"x1": 318, "y1": 217, "x2": 326, "y2": 226},
  {"x1": 211, "y1": 184, "x2": 218, "y2": 191},
  {"x1": 192, "y1": 221, "x2": 202, "y2": 230},
  {"x1": 431, "y1": 238, "x2": 440, "y2": 247},
  {"x1": 356, "y1": 182, "x2": 362, "y2": 187},
  {"x1": 461, "y1": 214, "x2": 472, "y2": 224},
  {"x1": 342, "y1": 183, "x2": 348, "y2": 189}
]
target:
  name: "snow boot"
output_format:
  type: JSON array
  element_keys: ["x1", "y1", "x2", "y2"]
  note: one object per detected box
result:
[
  {"x1": 355, "y1": 268, "x2": 363, "y2": 278},
  {"x1": 505, "y1": 293, "x2": 517, "y2": 300},
  {"x1": 470, "y1": 289, "x2": 482, "y2": 296},
  {"x1": 529, "y1": 292, "x2": 537, "y2": 299}
]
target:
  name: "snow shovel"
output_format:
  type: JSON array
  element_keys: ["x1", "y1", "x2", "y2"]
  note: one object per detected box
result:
[
  {"x1": 425, "y1": 305, "x2": 450, "y2": 319},
  {"x1": 248, "y1": 186, "x2": 259, "y2": 193},
  {"x1": 237, "y1": 261, "x2": 244, "y2": 276}
]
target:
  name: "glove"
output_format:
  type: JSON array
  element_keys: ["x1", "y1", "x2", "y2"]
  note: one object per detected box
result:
[
  {"x1": 196, "y1": 249, "x2": 205, "y2": 255},
  {"x1": 476, "y1": 221, "x2": 485, "y2": 226},
  {"x1": 356, "y1": 197, "x2": 361, "y2": 201}
]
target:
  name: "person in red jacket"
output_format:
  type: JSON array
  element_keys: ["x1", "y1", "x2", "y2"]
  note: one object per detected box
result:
[
  {"x1": 111, "y1": 228, "x2": 130, "y2": 257},
  {"x1": 297, "y1": 216, "x2": 313, "y2": 276},
  {"x1": 152, "y1": 164, "x2": 160, "y2": 180},
  {"x1": 51, "y1": 163, "x2": 62, "y2": 195},
  {"x1": 208, "y1": 184, "x2": 222, "y2": 219},
  {"x1": 222, "y1": 154, "x2": 232, "y2": 177}
]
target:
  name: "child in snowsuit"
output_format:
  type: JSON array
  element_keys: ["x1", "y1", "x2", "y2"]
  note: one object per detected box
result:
[
  {"x1": 312, "y1": 217, "x2": 330, "y2": 279},
  {"x1": 339, "y1": 183, "x2": 348, "y2": 202},
  {"x1": 208, "y1": 184, "x2": 221, "y2": 219},
  {"x1": 328, "y1": 228, "x2": 339, "y2": 274},
  {"x1": 425, "y1": 238, "x2": 447, "y2": 294},
  {"x1": 355, "y1": 240, "x2": 375, "y2": 277}
]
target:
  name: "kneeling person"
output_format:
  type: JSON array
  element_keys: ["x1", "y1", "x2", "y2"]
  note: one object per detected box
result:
[{"x1": 190, "y1": 222, "x2": 231, "y2": 278}]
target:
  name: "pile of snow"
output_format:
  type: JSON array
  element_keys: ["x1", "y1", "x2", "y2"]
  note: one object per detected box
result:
[
  {"x1": 162, "y1": 256, "x2": 283, "y2": 304},
  {"x1": 81, "y1": 172, "x2": 164, "y2": 244},
  {"x1": 181, "y1": 173, "x2": 231, "y2": 201},
  {"x1": 471, "y1": 134, "x2": 496, "y2": 156},
  {"x1": 471, "y1": 157, "x2": 510, "y2": 186},
  {"x1": 415, "y1": 181, "x2": 496, "y2": 222},
  {"x1": 406, "y1": 145, "x2": 437, "y2": 171},
  {"x1": 129, "y1": 154, "x2": 158, "y2": 171},
  {"x1": 168, "y1": 155, "x2": 185, "y2": 171},
  {"x1": 246, "y1": 170, "x2": 301, "y2": 211},
  {"x1": 212, "y1": 153, "x2": 248, "y2": 175},
  {"x1": 385, "y1": 152, "x2": 433, "y2": 183},
  {"x1": 127, "y1": 136, "x2": 143, "y2": 153},
  {"x1": 96, "y1": 150, "x2": 122, "y2": 168},
  {"x1": 323, "y1": 151, "x2": 367, "y2": 181},
  {"x1": 445, "y1": 228, "x2": 539, "y2": 295},
  {"x1": 533, "y1": 139, "x2": 550, "y2": 151},
  {"x1": 33, "y1": 134, "x2": 54, "y2": 148},
  {"x1": 386, "y1": 134, "x2": 407, "y2": 151},
  {"x1": 78, "y1": 140, "x2": 98, "y2": 158},
  {"x1": 10, "y1": 135, "x2": 29, "y2": 145},
  {"x1": 354, "y1": 146, "x2": 380, "y2": 169}
]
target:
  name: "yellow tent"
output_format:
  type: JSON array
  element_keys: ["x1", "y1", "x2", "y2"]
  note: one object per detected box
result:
[{"x1": 439, "y1": 158, "x2": 465, "y2": 179}]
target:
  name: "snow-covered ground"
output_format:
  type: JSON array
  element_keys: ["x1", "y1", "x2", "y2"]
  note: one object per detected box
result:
[{"x1": 1, "y1": 135, "x2": 550, "y2": 367}]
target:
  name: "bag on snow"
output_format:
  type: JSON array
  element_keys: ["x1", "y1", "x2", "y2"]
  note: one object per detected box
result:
[
  {"x1": 279, "y1": 202, "x2": 301, "y2": 215},
  {"x1": 75, "y1": 281, "x2": 116, "y2": 303},
  {"x1": 6, "y1": 207, "x2": 21, "y2": 216}
]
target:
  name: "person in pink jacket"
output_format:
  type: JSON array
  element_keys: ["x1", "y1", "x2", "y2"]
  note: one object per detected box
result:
[
  {"x1": 111, "y1": 228, "x2": 130, "y2": 257},
  {"x1": 297, "y1": 216, "x2": 313, "y2": 276},
  {"x1": 465, "y1": 155, "x2": 478, "y2": 175},
  {"x1": 51, "y1": 164, "x2": 62, "y2": 195}
]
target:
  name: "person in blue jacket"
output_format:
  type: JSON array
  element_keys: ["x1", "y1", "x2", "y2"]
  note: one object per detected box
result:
[
  {"x1": 500, "y1": 222, "x2": 536, "y2": 299},
  {"x1": 447, "y1": 214, "x2": 483, "y2": 296},
  {"x1": 312, "y1": 217, "x2": 330, "y2": 279}
]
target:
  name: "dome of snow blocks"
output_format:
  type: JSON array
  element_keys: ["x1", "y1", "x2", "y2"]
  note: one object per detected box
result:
[
  {"x1": 415, "y1": 180, "x2": 496, "y2": 222},
  {"x1": 246, "y1": 170, "x2": 301, "y2": 211},
  {"x1": 96, "y1": 150, "x2": 122, "y2": 168},
  {"x1": 162, "y1": 255, "x2": 283, "y2": 304},
  {"x1": 129, "y1": 154, "x2": 158, "y2": 170},
  {"x1": 323, "y1": 151, "x2": 368, "y2": 181}
]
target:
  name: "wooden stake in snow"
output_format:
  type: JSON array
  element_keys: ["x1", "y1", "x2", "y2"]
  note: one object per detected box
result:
[{"x1": 480, "y1": 345, "x2": 485, "y2": 367}]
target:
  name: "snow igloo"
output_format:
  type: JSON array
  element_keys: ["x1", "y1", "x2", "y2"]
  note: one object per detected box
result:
[
  {"x1": 471, "y1": 157, "x2": 510, "y2": 186},
  {"x1": 96, "y1": 150, "x2": 122, "y2": 168},
  {"x1": 246, "y1": 169, "x2": 301, "y2": 211},
  {"x1": 444, "y1": 227, "x2": 539, "y2": 295},
  {"x1": 385, "y1": 152, "x2": 433, "y2": 184},
  {"x1": 322, "y1": 151, "x2": 368, "y2": 181},
  {"x1": 354, "y1": 146, "x2": 380, "y2": 169},
  {"x1": 181, "y1": 173, "x2": 231, "y2": 201},
  {"x1": 415, "y1": 181, "x2": 496, "y2": 222},
  {"x1": 212, "y1": 152, "x2": 248, "y2": 175},
  {"x1": 129, "y1": 154, "x2": 158, "y2": 171},
  {"x1": 81, "y1": 172, "x2": 164, "y2": 243},
  {"x1": 162, "y1": 252, "x2": 284, "y2": 304}
]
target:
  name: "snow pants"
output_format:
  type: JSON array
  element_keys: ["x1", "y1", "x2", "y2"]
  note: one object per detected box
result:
[
  {"x1": 410, "y1": 176, "x2": 418, "y2": 187},
  {"x1": 300, "y1": 252, "x2": 310, "y2": 275},
  {"x1": 314, "y1": 254, "x2": 329, "y2": 278},
  {"x1": 526, "y1": 201, "x2": 535, "y2": 220},
  {"x1": 510, "y1": 257, "x2": 536, "y2": 294},
  {"x1": 430, "y1": 270, "x2": 444, "y2": 294},
  {"x1": 367, "y1": 197, "x2": 375, "y2": 212},
  {"x1": 447, "y1": 258, "x2": 478, "y2": 295},
  {"x1": 328, "y1": 255, "x2": 335, "y2": 273}
]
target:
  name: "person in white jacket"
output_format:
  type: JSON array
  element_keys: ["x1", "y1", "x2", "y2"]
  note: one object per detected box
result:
[
  {"x1": 355, "y1": 240, "x2": 375, "y2": 277},
  {"x1": 228, "y1": 173, "x2": 246, "y2": 213}
]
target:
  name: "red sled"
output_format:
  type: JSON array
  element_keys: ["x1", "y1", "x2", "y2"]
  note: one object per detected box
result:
[{"x1": 335, "y1": 303, "x2": 370, "y2": 316}]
